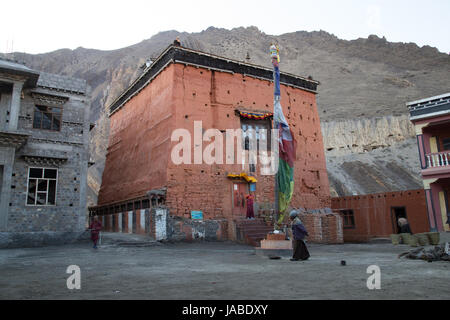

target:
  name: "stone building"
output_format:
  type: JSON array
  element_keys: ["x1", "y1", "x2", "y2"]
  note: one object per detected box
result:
[
  {"x1": 0, "y1": 59, "x2": 91, "y2": 247},
  {"x1": 407, "y1": 93, "x2": 450, "y2": 232},
  {"x1": 91, "y1": 45, "x2": 342, "y2": 244}
]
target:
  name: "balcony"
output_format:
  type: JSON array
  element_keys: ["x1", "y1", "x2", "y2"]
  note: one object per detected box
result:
[
  {"x1": 422, "y1": 151, "x2": 450, "y2": 179},
  {"x1": 426, "y1": 151, "x2": 450, "y2": 168}
]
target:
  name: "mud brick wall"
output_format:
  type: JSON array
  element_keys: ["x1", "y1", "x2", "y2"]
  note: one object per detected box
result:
[
  {"x1": 164, "y1": 63, "x2": 330, "y2": 224},
  {"x1": 92, "y1": 207, "x2": 228, "y2": 242},
  {"x1": 331, "y1": 189, "x2": 430, "y2": 242},
  {"x1": 100, "y1": 61, "x2": 331, "y2": 222},
  {"x1": 167, "y1": 215, "x2": 228, "y2": 242},
  {"x1": 298, "y1": 213, "x2": 344, "y2": 244}
]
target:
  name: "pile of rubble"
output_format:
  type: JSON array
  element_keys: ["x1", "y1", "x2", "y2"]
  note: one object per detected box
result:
[{"x1": 399, "y1": 243, "x2": 450, "y2": 262}]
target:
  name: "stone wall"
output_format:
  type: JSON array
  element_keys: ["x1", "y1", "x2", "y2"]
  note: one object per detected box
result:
[
  {"x1": 0, "y1": 231, "x2": 89, "y2": 249},
  {"x1": 4, "y1": 86, "x2": 90, "y2": 233},
  {"x1": 0, "y1": 69, "x2": 90, "y2": 249}
]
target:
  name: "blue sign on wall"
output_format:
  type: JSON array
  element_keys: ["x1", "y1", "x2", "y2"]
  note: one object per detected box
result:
[
  {"x1": 191, "y1": 211, "x2": 203, "y2": 220},
  {"x1": 250, "y1": 183, "x2": 256, "y2": 192}
]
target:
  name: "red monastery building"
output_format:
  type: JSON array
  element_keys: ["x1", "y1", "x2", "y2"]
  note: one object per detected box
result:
[{"x1": 90, "y1": 45, "x2": 342, "y2": 243}]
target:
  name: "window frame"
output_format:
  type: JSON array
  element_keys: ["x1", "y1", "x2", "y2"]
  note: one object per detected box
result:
[
  {"x1": 240, "y1": 118, "x2": 272, "y2": 152},
  {"x1": 26, "y1": 167, "x2": 58, "y2": 206},
  {"x1": 32, "y1": 104, "x2": 63, "y2": 132},
  {"x1": 442, "y1": 137, "x2": 450, "y2": 151},
  {"x1": 340, "y1": 209, "x2": 356, "y2": 229}
]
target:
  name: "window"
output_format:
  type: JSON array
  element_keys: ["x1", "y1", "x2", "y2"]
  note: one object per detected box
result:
[
  {"x1": 443, "y1": 138, "x2": 450, "y2": 151},
  {"x1": 241, "y1": 119, "x2": 271, "y2": 152},
  {"x1": 33, "y1": 105, "x2": 62, "y2": 131},
  {"x1": 27, "y1": 168, "x2": 57, "y2": 205},
  {"x1": 340, "y1": 209, "x2": 355, "y2": 229}
]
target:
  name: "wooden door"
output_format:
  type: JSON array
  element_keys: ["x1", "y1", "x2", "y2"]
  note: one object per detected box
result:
[{"x1": 232, "y1": 183, "x2": 247, "y2": 217}]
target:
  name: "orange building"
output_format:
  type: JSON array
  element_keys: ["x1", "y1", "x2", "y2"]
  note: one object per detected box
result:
[
  {"x1": 331, "y1": 190, "x2": 430, "y2": 242},
  {"x1": 91, "y1": 45, "x2": 338, "y2": 242}
]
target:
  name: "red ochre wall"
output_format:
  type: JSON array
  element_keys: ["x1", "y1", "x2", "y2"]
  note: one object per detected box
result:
[
  {"x1": 99, "y1": 63, "x2": 331, "y2": 225},
  {"x1": 166, "y1": 64, "x2": 330, "y2": 221},
  {"x1": 331, "y1": 190, "x2": 430, "y2": 242},
  {"x1": 98, "y1": 64, "x2": 175, "y2": 205}
]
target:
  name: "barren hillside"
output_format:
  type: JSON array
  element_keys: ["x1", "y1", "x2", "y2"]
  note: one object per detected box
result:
[{"x1": 3, "y1": 27, "x2": 449, "y2": 202}]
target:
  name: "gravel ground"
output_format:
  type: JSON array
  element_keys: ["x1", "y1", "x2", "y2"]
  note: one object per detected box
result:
[{"x1": 0, "y1": 237, "x2": 449, "y2": 300}]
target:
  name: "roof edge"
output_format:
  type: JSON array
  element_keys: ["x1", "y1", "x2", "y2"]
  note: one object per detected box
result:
[
  {"x1": 406, "y1": 92, "x2": 450, "y2": 107},
  {"x1": 108, "y1": 45, "x2": 320, "y2": 116}
]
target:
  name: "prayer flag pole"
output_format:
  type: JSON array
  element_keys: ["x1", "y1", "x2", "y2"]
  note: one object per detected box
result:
[
  {"x1": 271, "y1": 44, "x2": 281, "y2": 230},
  {"x1": 270, "y1": 43, "x2": 296, "y2": 231}
]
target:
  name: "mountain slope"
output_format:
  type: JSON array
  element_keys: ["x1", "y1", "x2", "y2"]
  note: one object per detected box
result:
[{"x1": 3, "y1": 27, "x2": 449, "y2": 203}]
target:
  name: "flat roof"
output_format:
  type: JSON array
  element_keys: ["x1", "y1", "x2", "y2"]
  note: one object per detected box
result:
[
  {"x1": 109, "y1": 45, "x2": 320, "y2": 115},
  {"x1": 407, "y1": 92, "x2": 450, "y2": 121},
  {"x1": 406, "y1": 92, "x2": 450, "y2": 107},
  {"x1": 0, "y1": 58, "x2": 40, "y2": 87},
  {"x1": 37, "y1": 72, "x2": 87, "y2": 95},
  {"x1": 0, "y1": 58, "x2": 86, "y2": 94}
]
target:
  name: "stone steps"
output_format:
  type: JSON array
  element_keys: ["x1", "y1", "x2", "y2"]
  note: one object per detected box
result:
[{"x1": 234, "y1": 219, "x2": 273, "y2": 247}]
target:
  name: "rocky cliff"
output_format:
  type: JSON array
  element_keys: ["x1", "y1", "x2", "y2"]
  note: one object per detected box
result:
[
  {"x1": 322, "y1": 115, "x2": 422, "y2": 196},
  {"x1": 2, "y1": 27, "x2": 449, "y2": 202}
]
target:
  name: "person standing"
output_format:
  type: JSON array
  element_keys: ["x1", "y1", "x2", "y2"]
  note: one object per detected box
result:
[
  {"x1": 290, "y1": 211, "x2": 310, "y2": 261},
  {"x1": 88, "y1": 216, "x2": 102, "y2": 249},
  {"x1": 398, "y1": 217, "x2": 413, "y2": 234},
  {"x1": 246, "y1": 193, "x2": 255, "y2": 219}
]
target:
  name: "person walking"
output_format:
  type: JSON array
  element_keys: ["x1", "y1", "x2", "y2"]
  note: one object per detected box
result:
[
  {"x1": 88, "y1": 216, "x2": 102, "y2": 249},
  {"x1": 290, "y1": 211, "x2": 310, "y2": 261}
]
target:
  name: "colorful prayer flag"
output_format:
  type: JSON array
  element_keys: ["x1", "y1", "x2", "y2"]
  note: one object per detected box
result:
[{"x1": 272, "y1": 45, "x2": 296, "y2": 225}]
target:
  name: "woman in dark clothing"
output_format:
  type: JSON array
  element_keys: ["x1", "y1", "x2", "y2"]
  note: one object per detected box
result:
[{"x1": 290, "y1": 211, "x2": 310, "y2": 261}]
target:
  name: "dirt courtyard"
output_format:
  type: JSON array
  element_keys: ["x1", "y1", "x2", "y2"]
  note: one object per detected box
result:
[{"x1": 0, "y1": 234, "x2": 449, "y2": 300}]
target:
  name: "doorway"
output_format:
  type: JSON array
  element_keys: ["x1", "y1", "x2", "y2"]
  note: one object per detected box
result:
[
  {"x1": 232, "y1": 182, "x2": 248, "y2": 217},
  {"x1": 391, "y1": 206, "x2": 407, "y2": 234}
]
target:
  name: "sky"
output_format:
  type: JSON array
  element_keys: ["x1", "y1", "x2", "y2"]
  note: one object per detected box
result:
[{"x1": 1, "y1": 0, "x2": 450, "y2": 54}]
